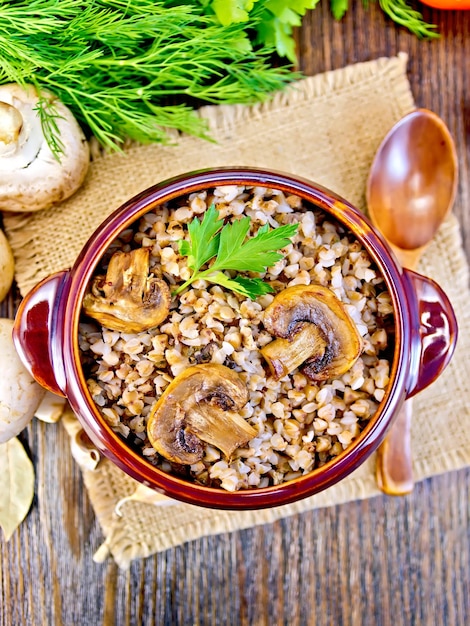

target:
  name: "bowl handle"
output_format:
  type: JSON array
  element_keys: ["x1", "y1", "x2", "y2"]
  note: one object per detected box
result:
[
  {"x1": 403, "y1": 269, "x2": 458, "y2": 398},
  {"x1": 13, "y1": 271, "x2": 70, "y2": 397}
]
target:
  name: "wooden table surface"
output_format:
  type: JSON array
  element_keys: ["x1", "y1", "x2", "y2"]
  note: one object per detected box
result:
[{"x1": 1, "y1": 4, "x2": 469, "y2": 626}]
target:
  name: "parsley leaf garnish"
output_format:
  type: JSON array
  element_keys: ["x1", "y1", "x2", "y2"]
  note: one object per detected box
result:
[
  {"x1": 178, "y1": 204, "x2": 223, "y2": 272},
  {"x1": 174, "y1": 204, "x2": 298, "y2": 299}
]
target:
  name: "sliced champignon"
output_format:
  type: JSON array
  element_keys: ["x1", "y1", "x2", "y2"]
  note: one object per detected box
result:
[
  {"x1": 147, "y1": 363, "x2": 256, "y2": 465},
  {"x1": 0, "y1": 83, "x2": 90, "y2": 212},
  {"x1": 260, "y1": 284, "x2": 363, "y2": 381},
  {"x1": 82, "y1": 247, "x2": 171, "y2": 332}
]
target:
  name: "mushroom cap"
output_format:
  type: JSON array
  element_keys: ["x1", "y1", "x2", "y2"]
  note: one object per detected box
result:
[{"x1": 0, "y1": 83, "x2": 90, "y2": 212}]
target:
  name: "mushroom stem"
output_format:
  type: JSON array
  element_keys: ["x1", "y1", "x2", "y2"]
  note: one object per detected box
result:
[
  {"x1": 261, "y1": 323, "x2": 327, "y2": 379},
  {"x1": 186, "y1": 402, "x2": 256, "y2": 460}
]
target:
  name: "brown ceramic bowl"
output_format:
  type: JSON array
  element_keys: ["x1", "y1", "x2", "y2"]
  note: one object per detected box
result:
[{"x1": 13, "y1": 168, "x2": 458, "y2": 509}]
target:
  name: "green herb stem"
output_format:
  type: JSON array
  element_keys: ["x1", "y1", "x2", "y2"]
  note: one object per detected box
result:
[{"x1": 172, "y1": 267, "x2": 230, "y2": 296}]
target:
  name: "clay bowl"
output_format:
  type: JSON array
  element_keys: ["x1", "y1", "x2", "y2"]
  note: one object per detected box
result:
[{"x1": 13, "y1": 168, "x2": 458, "y2": 509}]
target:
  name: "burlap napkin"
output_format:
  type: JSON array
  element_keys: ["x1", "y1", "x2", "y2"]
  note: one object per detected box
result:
[{"x1": 4, "y1": 53, "x2": 470, "y2": 569}]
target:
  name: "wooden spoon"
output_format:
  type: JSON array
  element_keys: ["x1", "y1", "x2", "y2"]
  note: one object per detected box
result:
[{"x1": 366, "y1": 108, "x2": 458, "y2": 495}]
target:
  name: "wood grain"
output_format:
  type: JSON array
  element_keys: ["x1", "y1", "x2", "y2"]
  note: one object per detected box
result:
[{"x1": 1, "y1": 5, "x2": 470, "y2": 625}]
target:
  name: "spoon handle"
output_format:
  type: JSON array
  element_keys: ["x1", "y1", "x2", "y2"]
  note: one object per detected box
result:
[
  {"x1": 375, "y1": 248, "x2": 419, "y2": 497},
  {"x1": 375, "y1": 399, "x2": 413, "y2": 495}
]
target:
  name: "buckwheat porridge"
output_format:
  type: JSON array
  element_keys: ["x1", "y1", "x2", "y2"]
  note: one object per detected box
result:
[{"x1": 78, "y1": 185, "x2": 394, "y2": 492}]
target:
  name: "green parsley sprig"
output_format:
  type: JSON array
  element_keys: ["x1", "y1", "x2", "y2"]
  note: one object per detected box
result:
[{"x1": 174, "y1": 205, "x2": 298, "y2": 299}]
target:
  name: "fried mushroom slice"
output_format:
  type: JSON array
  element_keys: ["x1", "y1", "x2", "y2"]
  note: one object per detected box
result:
[
  {"x1": 147, "y1": 364, "x2": 256, "y2": 465},
  {"x1": 261, "y1": 284, "x2": 363, "y2": 381},
  {"x1": 82, "y1": 247, "x2": 170, "y2": 332}
]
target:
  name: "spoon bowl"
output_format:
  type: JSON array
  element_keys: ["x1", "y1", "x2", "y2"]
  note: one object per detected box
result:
[
  {"x1": 367, "y1": 108, "x2": 458, "y2": 495},
  {"x1": 367, "y1": 108, "x2": 458, "y2": 268}
]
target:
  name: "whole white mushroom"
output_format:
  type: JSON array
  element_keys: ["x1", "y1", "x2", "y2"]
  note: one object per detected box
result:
[
  {"x1": 0, "y1": 83, "x2": 90, "y2": 212},
  {"x1": 0, "y1": 318, "x2": 46, "y2": 443}
]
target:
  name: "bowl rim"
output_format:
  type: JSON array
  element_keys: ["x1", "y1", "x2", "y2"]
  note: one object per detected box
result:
[{"x1": 61, "y1": 167, "x2": 409, "y2": 509}]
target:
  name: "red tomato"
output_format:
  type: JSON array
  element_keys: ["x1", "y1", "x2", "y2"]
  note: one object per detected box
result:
[{"x1": 420, "y1": 0, "x2": 470, "y2": 8}]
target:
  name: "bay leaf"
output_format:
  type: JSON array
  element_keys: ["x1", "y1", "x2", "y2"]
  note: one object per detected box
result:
[{"x1": 0, "y1": 437, "x2": 35, "y2": 541}]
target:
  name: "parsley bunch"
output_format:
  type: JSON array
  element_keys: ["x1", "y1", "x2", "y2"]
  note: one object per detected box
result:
[{"x1": 175, "y1": 205, "x2": 299, "y2": 299}]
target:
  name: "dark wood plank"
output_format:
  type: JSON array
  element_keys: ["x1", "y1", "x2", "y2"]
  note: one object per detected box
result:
[{"x1": 1, "y1": 5, "x2": 470, "y2": 626}]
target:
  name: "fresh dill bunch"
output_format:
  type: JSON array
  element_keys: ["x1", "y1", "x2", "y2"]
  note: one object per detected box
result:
[{"x1": 0, "y1": 0, "x2": 297, "y2": 152}]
